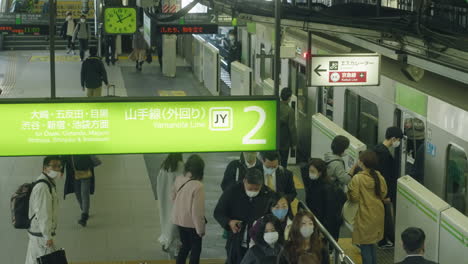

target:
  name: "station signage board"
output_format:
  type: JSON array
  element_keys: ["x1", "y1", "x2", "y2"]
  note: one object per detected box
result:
[
  {"x1": 156, "y1": 24, "x2": 218, "y2": 34},
  {"x1": 0, "y1": 25, "x2": 49, "y2": 35},
  {"x1": 311, "y1": 54, "x2": 380, "y2": 86},
  {"x1": 0, "y1": 97, "x2": 277, "y2": 156}
]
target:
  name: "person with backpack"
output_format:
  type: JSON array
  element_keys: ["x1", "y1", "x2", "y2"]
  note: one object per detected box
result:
[
  {"x1": 24, "y1": 156, "x2": 63, "y2": 264},
  {"x1": 221, "y1": 152, "x2": 262, "y2": 192},
  {"x1": 172, "y1": 154, "x2": 206, "y2": 264},
  {"x1": 73, "y1": 14, "x2": 91, "y2": 61},
  {"x1": 60, "y1": 11, "x2": 77, "y2": 55},
  {"x1": 324, "y1": 135, "x2": 355, "y2": 191},
  {"x1": 240, "y1": 214, "x2": 284, "y2": 264},
  {"x1": 81, "y1": 47, "x2": 110, "y2": 97}
]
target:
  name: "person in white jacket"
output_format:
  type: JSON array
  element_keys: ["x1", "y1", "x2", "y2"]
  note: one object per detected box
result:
[{"x1": 25, "y1": 156, "x2": 62, "y2": 264}]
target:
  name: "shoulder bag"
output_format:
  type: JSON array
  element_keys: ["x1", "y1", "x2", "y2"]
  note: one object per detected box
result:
[{"x1": 72, "y1": 156, "x2": 92, "y2": 180}]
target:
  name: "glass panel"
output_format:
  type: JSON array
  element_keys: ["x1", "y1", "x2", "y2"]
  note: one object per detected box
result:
[
  {"x1": 324, "y1": 87, "x2": 334, "y2": 120},
  {"x1": 296, "y1": 68, "x2": 306, "y2": 117},
  {"x1": 358, "y1": 97, "x2": 379, "y2": 147},
  {"x1": 344, "y1": 89, "x2": 359, "y2": 137},
  {"x1": 446, "y1": 145, "x2": 468, "y2": 216}
]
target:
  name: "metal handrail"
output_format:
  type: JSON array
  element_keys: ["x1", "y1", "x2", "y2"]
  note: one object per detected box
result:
[{"x1": 297, "y1": 200, "x2": 356, "y2": 264}]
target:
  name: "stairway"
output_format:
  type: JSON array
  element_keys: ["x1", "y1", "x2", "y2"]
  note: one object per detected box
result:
[{"x1": 2, "y1": 20, "x2": 98, "y2": 51}]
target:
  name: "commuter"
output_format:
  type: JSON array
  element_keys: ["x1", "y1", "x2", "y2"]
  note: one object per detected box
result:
[
  {"x1": 324, "y1": 135, "x2": 353, "y2": 191},
  {"x1": 62, "y1": 155, "x2": 96, "y2": 227},
  {"x1": 155, "y1": 31, "x2": 163, "y2": 71},
  {"x1": 373, "y1": 126, "x2": 403, "y2": 249},
  {"x1": 25, "y1": 156, "x2": 62, "y2": 264},
  {"x1": 73, "y1": 14, "x2": 91, "y2": 61},
  {"x1": 225, "y1": 29, "x2": 241, "y2": 75},
  {"x1": 221, "y1": 152, "x2": 262, "y2": 191},
  {"x1": 301, "y1": 158, "x2": 342, "y2": 242},
  {"x1": 214, "y1": 168, "x2": 274, "y2": 264},
  {"x1": 277, "y1": 210, "x2": 324, "y2": 264},
  {"x1": 130, "y1": 26, "x2": 148, "y2": 71},
  {"x1": 172, "y1": 154, "x2": 206, "y2": 264},
  {"x1": 298, "y1": 253, "x2": 321, "y2": 264},
  {"x1": 157, "y1": 154, "x2": 183, "y2": 255},
  {"x1": 103, "y1": 35, "x2": 117, "y2": 66},
  {"x1": 260, "y1": 151, "x2": 297, "y2": 202},
  {"x1": 347, "y1": 150, "x2": 388, "y2": 264},
  {"x1": 279, "y1": 87, "x2": 297, "y2": 168},
  {"x1": 397, "y1": 227, "x2": 437, "y2": 264},
  {"x1": 240, "y1": 214, "x2": 284, "y2": 264},
  {"x1": 249, "y1": 192, "x2": 293, "y2": 246},
  {"x1": 60, "y1": 11, "x2": 76, "y2": 55},
  {"x1": 81, "y1": 47, "x2": 110, "y2": 97}
]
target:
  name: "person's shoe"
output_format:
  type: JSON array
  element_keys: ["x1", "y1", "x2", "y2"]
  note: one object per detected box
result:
[
  {"x1": 66, "y1": 48, "x2": 71, "y2": 54},
  {"x1": 106, "y1": 61, "x2": 110, "y2": 66},
  {"x1": 78, "y1": 218, "x2": 87, "y2": 227},
  {"x1": 378, "y1": 240, "x2": 394, "y2": 249},
  {"x1": 136, "y1": 61, "x2": 139, "y2": 69},
  {"x1": 72, "y1": 51, "x2": 76, "y2": 55}
]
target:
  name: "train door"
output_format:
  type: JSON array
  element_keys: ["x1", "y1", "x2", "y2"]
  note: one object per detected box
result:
[
  {"x1": 395, "y1": 109, "x2": 426, "y2": 182},
  {"x1": 445, "y1": 144, "x2": 468, "y2": 216}
]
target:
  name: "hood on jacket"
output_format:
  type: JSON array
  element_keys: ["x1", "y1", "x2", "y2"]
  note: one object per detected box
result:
[
  {"x1": 358, "y1": 170, "x2": 383, "y2": 190},
  {"x1": 324, "y1": 152, "x2": 343, "y2": 162}
]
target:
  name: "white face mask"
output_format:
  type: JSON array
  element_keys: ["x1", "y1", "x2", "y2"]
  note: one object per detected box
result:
[
  {"x1": 80, "y1": 18, "x2": 86, "y2": 23},
  {"x1": 392, "y1": 140, "x2": 401, "y2": 148},
  {"x1": 263, "y1": 165, "x2": 276, "y2": 175},
  {"x1": 263, "y1": 231, "x2": 279, "y2": 245},
  {"x1": 67, "y1": 15, "x2": 72, "y2": 20},
  {"x1": 300, "y1": 225, "x2": 314, "y2": 238},
  {"x1": 229, "y1": 35, "x2": 235, "y2": 41},
  {"x1": 46, "y1": 170, "x2": 61, "y2": 179},
  {"x1": 246, "y1": 190, "x2": 260, "y2": 198},
  {"x1": 245, "y1": 161, "x2": 255, "y2": 168},
  {"x1": 309, "y1": 173, "x2": 319, "y2": 180}
]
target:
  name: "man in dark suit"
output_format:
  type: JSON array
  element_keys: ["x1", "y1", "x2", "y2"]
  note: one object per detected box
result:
[
  {"x1": 397, "y1": 227, "x2": 438, "y2": 264},
  {"x1": 260, "y1": 151, "x2": 297, "y2": 202}
]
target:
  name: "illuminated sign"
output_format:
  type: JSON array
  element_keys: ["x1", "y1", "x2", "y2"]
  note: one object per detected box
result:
[
  {"x1": 0, "y1": 25, "x2": 49, "y2": 35},
  {"x1": 156, "y1": 24, "x2": 218, "y2": 34},
  {"x1": 0, "y1": 97, "x2": 277, "y2": 156}
]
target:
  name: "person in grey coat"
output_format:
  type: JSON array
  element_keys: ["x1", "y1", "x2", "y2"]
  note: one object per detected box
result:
[
  {"x1": 73, "y1": 14, "x2": 91, "y2": 61},
  {"x1": 324, "y1": 135, "x2": 357, "y2": 191}
]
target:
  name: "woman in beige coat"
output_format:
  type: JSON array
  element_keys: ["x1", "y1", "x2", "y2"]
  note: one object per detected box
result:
[{"x1": 347, "y1": 150, "x2": 388, "y2": 264}]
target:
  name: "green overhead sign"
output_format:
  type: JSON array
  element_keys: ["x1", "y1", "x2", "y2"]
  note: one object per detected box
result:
[{"x1": 0, "y1": 97, "x2": 278, "y2": 156}]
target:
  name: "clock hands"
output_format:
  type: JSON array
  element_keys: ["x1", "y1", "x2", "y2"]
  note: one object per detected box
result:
[
  {"x1": 114, "y1": 10, "x2": 123, "y2": 23},
  {"x1": 120, "y1": 14, "x2": 132, "y2": 21}
]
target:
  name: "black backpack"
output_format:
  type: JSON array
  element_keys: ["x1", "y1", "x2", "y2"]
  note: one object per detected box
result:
[{"x1": 11, "y1": 179, "x2": 52, "y2": 229}]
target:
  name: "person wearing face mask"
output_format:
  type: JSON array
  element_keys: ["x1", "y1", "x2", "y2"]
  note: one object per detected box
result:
[
  {"x1": 60, "y1": 11, "x2": 77, "y2": 55},
  {"x1": 301, "y1": 158, "x2": 342, "y2": 243},
  {"x1": 347, "y1": 150, "x2": 387, "y2": 264},
  {"x1": 129, "y1": 26, "x2": 149, "y2": 71},
  {"x1": 25, "y1": 156, "x2": 63, "y2": 264},
  {"x1": 221, "y1": 152, "x2": 262, "y2": 191},
  {"x1": 260, "y1": 151, "x2": 297, "y2": 202},
  {"x1": 225, "y1": 29, "x2": 241, "y2": 75},
  {"x1": 73, "y1": 14, "x2": 91, "y2": 61},
  {"x1": 278, "y1": 210, "x2": 324, "y2": 264},
  {"x1": 214, "y1": 168, "x2": 273, "y2": 264},
  {"x1": 372, "y1": 126, "x2": 403, "y2": 249},
  {"x1": 240, "y1": 215, "x2": 284, "y2": 264},
  {"x1": 324, "y1": 135, "x2": 353, "y2": 192}
]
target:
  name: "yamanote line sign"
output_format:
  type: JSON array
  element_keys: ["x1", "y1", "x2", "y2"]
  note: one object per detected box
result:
[{"x1": 0, "y1": 97, "x2": 278, "y2": 156}]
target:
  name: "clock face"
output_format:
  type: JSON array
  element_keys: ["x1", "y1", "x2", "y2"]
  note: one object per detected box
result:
[{"x1": 104, "y1": 7, "x2": 137, "y2": 34}]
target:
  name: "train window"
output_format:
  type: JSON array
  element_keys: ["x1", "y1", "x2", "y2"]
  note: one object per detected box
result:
[
  {"x1": 344, "y1": 90, "x2": 379, "y2": 147},
  {"x1": 446, "y1": 145, "x2": 468, "y2": 216},
  {"x1": 319, "y1": 87, "x2": 334, "y2": 120}
]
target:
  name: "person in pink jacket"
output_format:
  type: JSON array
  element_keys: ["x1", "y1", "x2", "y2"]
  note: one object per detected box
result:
[{"x1": 172, "y1": 154, "x2": 206, "y2": 264}]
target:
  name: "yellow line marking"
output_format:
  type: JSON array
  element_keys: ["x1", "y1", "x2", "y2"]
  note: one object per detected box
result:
[
  {"x1": 338, "y1": 238, "x2": 362, "y2": 264},
  {"x1": 29, "y1": 55, "x2": 81, "y2": 62},
  {"x1": 293, "y1": 173, "x2": 304, "y2": 189},
  {"x1": 158, "y1": 90, "x2": 187, "y2": 96},
  {"x1": 118, "y1": 56, "x2": 158, "y2": 60}
]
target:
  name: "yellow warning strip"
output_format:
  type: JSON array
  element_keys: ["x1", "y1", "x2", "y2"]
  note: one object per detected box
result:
[
  {"x1": 118, "y1": 56, "x2": 159, "y2": 60},
  {"x1": 29, "y1": 55, "x2": 81, "y2": 62},
  {"x1": 293, "y1": 174, "x2": 304, "y2": 189},
  {"x1": 338, "y1": 238, "x2": 362, "y2": 264},
  {"x1": 71, "y1": 259, "x2": 225, "y2": 264}
]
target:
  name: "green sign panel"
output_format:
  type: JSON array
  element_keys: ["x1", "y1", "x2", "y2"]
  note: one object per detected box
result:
[{"x1": 0, "y1": 97, "x2": 278, "y2": 156}]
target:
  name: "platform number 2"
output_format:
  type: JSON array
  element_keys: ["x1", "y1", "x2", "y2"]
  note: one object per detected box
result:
[{"x1": 243, "y1": 106, "x2": 267, "y2": 145}]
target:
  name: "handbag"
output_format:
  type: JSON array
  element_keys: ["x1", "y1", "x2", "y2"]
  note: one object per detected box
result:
[
  {"x1": 90, "y1": 155, "x2": 102, "y2": 167},
  {"x1": 342, "y1": 199, "x2": 359, "y2": 226},
  {"x1": 37, "y1": 248, "x2": 68, "y2": 264},
  {"x1": 72, "y1": 156, "x2": 92, "y2": 180}
]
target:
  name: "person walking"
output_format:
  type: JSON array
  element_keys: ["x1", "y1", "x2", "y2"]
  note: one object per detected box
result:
[
  {"x1": 62, "y1": 155, "x2": 97, "y2": 227},
  {"x1": 279, "y1": 88, "x2": 297, "y2": 168},
  {"x1": 172, "y1": 154, "x2": 206, "y2": 264},
  {"x1": 60, "y1": 11, "x2": 76, "y2": 55},
  {"x1": 157, "y1": 154, "x2": 183, "y2": 256},
  {"x1": 81, "y1": 47, "x2": 110, "y2": 97},
  {"x1": 73, "y1": 14, "x2": 91, "y2": 61},
  {"x1": 130, "y1": 26, "x2": 148, "y2": 71},
  {"x1": 25, "y1": 156, "x2": 63, "y2": 264},
  {"x1": 221, "y1": 152, "x2": 262, "y2": 192},
  {"x1": 260, "y1": 151, "x2": 297, "y2": 202},
  {"x1": 103, "y1": 34, "x2": 117, "y2": 66},
  {"x1": 347, "y1": 150, "x2": 388, "y2": 264}
]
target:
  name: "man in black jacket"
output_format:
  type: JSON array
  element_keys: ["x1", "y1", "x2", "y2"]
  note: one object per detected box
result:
[
  {"x1": 214, "y1": 168, "x2": 273, "y2": 264},
  {"x1": 221, "y1": 152, "x2": 262, "y2": 191},
  {"x1": 260, "y1": 151, "x2": 297, "y2": 202},
  {"x1": 373, "y1": 126, "x2": 403, "y2": 249},
  {"x1": 81, "y1": 47, "x2": 110, "y2": 97},
  {"x1": 396, "y1": 227, "x2": 437, "y2": 264}
]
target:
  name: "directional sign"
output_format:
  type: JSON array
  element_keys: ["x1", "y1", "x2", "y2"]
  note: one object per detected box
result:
[
  {"x1": 0, "y1": 97, "x2": 277, "y2": 156},
  {"x1": 311, "y1": 54, "x2": 380, "y2": 86}
]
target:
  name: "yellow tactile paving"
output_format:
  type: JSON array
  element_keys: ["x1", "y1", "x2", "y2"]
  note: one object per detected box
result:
[
  {"x1": 29, "y1": 55, "x2": 81, "y2": 62},
  {"x1": 158, "y1": 90, "x2": 187, "y2": 96},
  {"x1": 338, "y1": 238, "x2": 362, "y2": 264}
]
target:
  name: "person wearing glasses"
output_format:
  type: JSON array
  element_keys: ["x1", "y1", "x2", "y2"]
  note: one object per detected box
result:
[{"x1": 25, "y1": 156, "x2": 63, "y2": 264}]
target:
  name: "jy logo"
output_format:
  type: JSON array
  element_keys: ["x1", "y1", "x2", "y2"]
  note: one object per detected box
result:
[{"x1": 209, "y1": 107, "x2": 233, "y2": 131}]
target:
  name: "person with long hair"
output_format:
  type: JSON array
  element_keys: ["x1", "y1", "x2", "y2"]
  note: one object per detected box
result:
[
  {"x1": 278, "y1": 210, "x2": 324, "y2": 264},
  {"x1": 172, "y1": 154, "x2": 206, "y2": 264},
  {"x1": 301, "y1": 158, "x2": 342, "y2": 242},
  {"x1": 348, "y1": 150, "x2": 388, "y2": 264},
  {"x1": 240, "y1": 214, "x2": 284, "y2": 264},
  {"x1": 157, "y1": 153, "x2": 183, "y2": 256}
]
